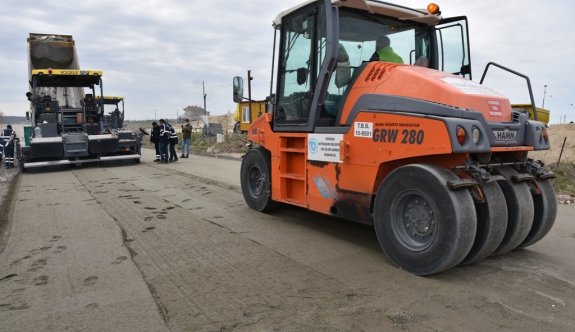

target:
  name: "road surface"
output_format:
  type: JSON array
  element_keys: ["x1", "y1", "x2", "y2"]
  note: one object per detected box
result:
[{"x1": 1, "y1": 148, "x2": 574, "y2": 331}]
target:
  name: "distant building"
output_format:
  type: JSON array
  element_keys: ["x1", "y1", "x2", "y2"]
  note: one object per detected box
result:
[{"x1": 183, "y1": 105, "x2": 207, "y2": 121}]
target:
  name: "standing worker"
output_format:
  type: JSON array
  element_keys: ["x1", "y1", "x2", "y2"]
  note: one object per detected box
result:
[
  {"x1": 0, "y1": 124, "x2": 17, "y2": 169},
  {"x1": 150, "y1": 121, "x2": 161, "y2": 162},
  {"x1": 180, "y1": 119, "x2": 192, "y2": 158},
  {"x1": 168, "y1": 122, "x2": 178, "y2": 162},
  {"x1": 158, "y1": 119, "x2": 170, "y2": 163}
]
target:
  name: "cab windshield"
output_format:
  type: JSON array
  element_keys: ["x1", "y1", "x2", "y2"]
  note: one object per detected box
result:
[
  {"x1": 321, "y1": 7, "x2": 431, "y2": 118},
  {"x1": 337, "y1": 8, "x2": 431, "y2": 69}
]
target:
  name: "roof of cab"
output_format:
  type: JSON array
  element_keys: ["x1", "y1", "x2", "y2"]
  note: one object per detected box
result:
[{"x1": 273, "y1": 0, "x2": 442, "y2": 27}]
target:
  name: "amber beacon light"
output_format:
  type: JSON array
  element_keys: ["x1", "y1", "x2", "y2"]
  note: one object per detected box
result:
[{"x1": 427, "y1": 3, "x2": 440, "y2": 15}]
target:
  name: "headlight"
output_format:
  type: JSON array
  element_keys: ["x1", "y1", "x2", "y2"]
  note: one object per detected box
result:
[{"x1": 472, "y1": 127, "x2": 481, "y2": 144}]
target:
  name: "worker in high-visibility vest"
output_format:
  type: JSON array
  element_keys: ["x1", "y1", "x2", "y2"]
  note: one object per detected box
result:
[
  {"x1": 0, "y1": 124, "x2": 17, "y2": 169},
  {"x1": 370, "y1": 35, "x2": 404, "y2": 64}
]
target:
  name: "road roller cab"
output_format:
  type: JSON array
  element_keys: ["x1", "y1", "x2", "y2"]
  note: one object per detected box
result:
[{"x1": 234, "y1": 0, "x2": 557, "y2": 275}]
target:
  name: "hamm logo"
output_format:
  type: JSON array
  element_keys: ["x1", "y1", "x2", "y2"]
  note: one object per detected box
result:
[{"x1": 493, "y1": 128, "x2": 518, "y2": 142}]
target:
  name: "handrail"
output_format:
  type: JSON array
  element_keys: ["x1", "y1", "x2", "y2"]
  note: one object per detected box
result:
[{"x1": 479, "y1": 62, "x2": 538, "y2": 121}]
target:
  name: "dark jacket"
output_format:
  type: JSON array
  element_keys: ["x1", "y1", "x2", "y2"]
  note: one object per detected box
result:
[
  {"x1": 159, "y1": 123, "x2": 174, "y2": 143},
  {"x1": 0, "y1": 128, "x2": 16, "y2": 148},
  {"x1": 169, "y1": 125, "x2": 178, "y2": 144},
  {"x1": 181, "y1": 123, "x2": 192, "y2": 139},
  {"x1": 150, "y1": 125, "x2": 161, "y2": 143}
]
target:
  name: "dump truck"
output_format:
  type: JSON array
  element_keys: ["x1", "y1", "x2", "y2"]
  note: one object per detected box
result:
[
  {"x1": 20, "y1": 33, "x2": 141, "y2": 170},
  {"x1": 234, "y1": 0, "x2": 557, "y2": 275}
]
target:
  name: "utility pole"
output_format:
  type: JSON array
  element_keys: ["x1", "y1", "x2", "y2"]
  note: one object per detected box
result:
[
  {"x1": 203, "y1": 81, "x2": 209, "y2": 135},
  {"x1": 542, "y1": 84, "x2": 548, "y2": 108},
  {"x1": 203, "y1": 81, "x2": 207, "y2": 116}
]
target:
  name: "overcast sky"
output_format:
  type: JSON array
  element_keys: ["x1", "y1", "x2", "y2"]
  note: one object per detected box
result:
[{"x1": 1, "y1": 0, "x2": 573, "y2": 124}]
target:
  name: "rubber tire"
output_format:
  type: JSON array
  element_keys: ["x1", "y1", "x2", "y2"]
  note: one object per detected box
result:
[
  {"x1": 373, "y1": 164, "x2": 477, "y2": 276},
  {"x1": 518, "y1": 179, "x2": 557, "y2": 248},
  {"x1": 491, "y1": 166, "x2": 534, "y2": 256},
  {"x1": 240, "y1": 148, "x2": 277, "y2": 212},
  {"x1": 461, "y1": 181, "x2": 508, "y2": 265}
]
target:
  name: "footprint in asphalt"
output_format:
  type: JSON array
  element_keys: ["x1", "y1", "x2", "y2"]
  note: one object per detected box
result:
[
  {"x1": 144, "y1": 207, "x2": 157, "y2": 210},
  {"x1": 86, "y1": 303, "x2": 99, "y2": 310},
  {"x1": 143, "y1": 226, "x2": 156, "y2": 233},
  {"x1": 53, "y1": 246, "x2": 67, "y2": 254},
  {"x1": 7, "y1": 302, "x2": 30, "y2": 311},
  {"x1": 133, "y1": 201, "x2": 142, "y2": 204},
  {"x1": 156, "y1": 215, "x2": 167, "y2": 220},
  {"x1": 0, "y1": 274, "x2": 18, "y2": 283},
  {"x1": 34, "y1": 276, "x2": 49, "y2": 286},
  {"x1": 144, "y1": 216, "x2": 154, "y2": 221},
  {"x1": 83, "y1": 276, "x2": 99, "y2": 286},
  {"x1": 165, "y1": 206, "x2": 175, "y2": 210},
  {"x1": 50, "y1": 236, "x2": 62, "y2": 242},
  {"x1": 40, "y1": 246, "x2": 52, "y2": 251},
  {"x1": 11, "y1": 288, "x2": 25, "y2": 294},
  {"x1": 181, "y1": 199, "x2": 191, "y2": 203},
  {"x1": 10, "y1": 256, "x2": 31, "y2": 267},
  {"x1": 111, "y1": 256, "x2": 128, "y2": 265},
  {"x1": 31, "y1": 258, "x2": 48, "y2": 268}
]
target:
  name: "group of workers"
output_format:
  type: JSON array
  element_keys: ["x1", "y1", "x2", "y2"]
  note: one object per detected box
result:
[
  {"x1": 0, "y1": 124, "x2": 17, "y2": 169},
  {"x1": 150, "y1": 119, "x2": 192, "y2": 163}
]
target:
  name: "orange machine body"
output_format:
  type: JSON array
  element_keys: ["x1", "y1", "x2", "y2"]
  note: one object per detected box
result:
[
  {"x1": 247, "y1": 62, "x2": 538, "y2": 224},
  {"x1": 340, "y1": 63, "x2": 513, "y2": 125}
]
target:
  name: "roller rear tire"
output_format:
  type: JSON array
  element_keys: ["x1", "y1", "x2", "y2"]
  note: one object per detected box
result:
[
  {"x1": 491, "y1": 166, "x2": 534, "y2": 256},
  {"x1": 373, "y1": 164, "x2": 477, "y2": 276},
  {"x1": 519, "y1": 179, "x2": 557, "y2": 248},
  {"x1": 462, "y1": 181, "x2": 508, "y2": 264}
]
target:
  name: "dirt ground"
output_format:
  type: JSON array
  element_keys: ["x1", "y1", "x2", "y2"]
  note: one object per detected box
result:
[
  {"x1": 1, "y1": 149, "x2": 574, "y2": 331},
  {"x1": 531, "y1": 124, "x2": 575, "y2": 165}
]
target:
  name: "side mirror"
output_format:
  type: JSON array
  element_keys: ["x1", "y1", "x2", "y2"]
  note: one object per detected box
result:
[
  {"x1": 297, "y1": 67, "x2": 308, "y2": 85},
  {"x1": 233, "y1": 76, "x2": 244, "y2": 103},
  {"x1": 26, "y1": 92, "x2": 32, "y2": 100}
]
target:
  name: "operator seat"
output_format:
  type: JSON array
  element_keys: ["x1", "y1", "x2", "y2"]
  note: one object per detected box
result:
[
  {"x1": 335, "y1": 43, "x2": 351, "y2": 88},
  {"x1": 83, "y1": 94, "x2": 96, "y2": 110}
]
